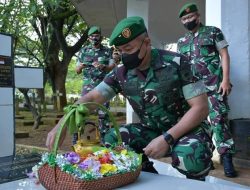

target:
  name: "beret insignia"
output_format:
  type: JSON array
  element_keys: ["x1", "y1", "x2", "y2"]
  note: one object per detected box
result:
[{"x1": 122, "y1": 28, "x2": 131, "y2": 38}]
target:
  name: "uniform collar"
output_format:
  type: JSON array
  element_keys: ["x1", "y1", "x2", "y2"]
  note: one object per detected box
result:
[
  {"x1": 128, "y1": 48, "x2": 162, "y2": 83},
  {"x1": 87, "y1": 44, "x2": 104, "y2": 50},
  {"x1": 185, "y1": 23, "x2": 205, "y2": 38},
  {"x1": 150, "y1": 48, "x2": 166, "y2": 70},
  {"x1": 197, "y1": 23, "x2": 205, "y2": 33},
  {"x1": 129, "y1": 48, "x2": 159, "y2": 74}
]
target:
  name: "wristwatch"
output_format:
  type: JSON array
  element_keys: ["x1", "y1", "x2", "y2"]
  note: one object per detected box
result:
[{"x1": 163, "y1": 132, "x2": 175, "y2": 146}]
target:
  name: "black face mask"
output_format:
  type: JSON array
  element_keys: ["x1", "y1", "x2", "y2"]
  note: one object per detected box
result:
[
  {"x1": 121, "y1": 39, "x2": 146, "y2": 70},
  {"x1": 90, "y1": 36, "x2": 101, "y2": 46},
  {"x1": 184, "y1": 19, "x2": 198, "y2": 31},
  {"x1": 91, "y1": 38, "x2": 101, "y2": 46}
]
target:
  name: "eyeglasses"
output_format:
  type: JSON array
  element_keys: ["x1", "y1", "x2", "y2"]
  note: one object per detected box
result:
[{"x1": 181, "y1": 13, "x2": 197, "y2": 22}]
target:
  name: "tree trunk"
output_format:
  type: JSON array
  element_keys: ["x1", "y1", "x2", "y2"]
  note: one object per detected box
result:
[
  {"x1": 54, "y1": 72, "x2": 67, "y2": 111},
  {"x1": 37, "y1": 88, "x2": 46, "y2": 112},
  {"x1": 49, "y1": 59, "x2": 69, "y2": 111},
  {"x1": 44, "y1": 11, "x2": 88, "y2": 112},
  {"x1": 19, "y1": 88, "x2": 42, "y2": 129}
]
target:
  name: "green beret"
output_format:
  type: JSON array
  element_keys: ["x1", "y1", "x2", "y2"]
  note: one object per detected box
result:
[
  {"x1": 109, "y1": 16, "x2": 147, "y2": 46},
  {"x1": 88, "y1": 26, "x2": 101, "y2": 36},
  {"x1": 179, "y1": 3, "x2": 198, "y2": 18}
]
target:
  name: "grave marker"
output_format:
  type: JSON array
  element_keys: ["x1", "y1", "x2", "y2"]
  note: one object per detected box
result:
[
  {"x1": 0, "y1": 33, "x2": 14, "y2": 160},
  {"x1": 53, "y1": 90, "x2": 63, "y2": 111}
]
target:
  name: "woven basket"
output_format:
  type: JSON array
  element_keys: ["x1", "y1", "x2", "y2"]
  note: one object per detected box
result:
[
  {"x1": 38, "y1": 102, "x2": 141, "y2": 190},
  {"x1": 38, "y1": 164, "x2": 141, "y2": 190}
]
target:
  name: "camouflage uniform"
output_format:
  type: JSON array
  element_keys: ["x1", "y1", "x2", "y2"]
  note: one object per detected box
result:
[
  {"x1": 97, "y1": 48, "x2": 214, "y2": 177},
  {"x1": 74, "y1": 44, "x2": 112, "y2": 144},
  {"x1": 177, "y1": 24, "x2": 235, "y2": 155}
]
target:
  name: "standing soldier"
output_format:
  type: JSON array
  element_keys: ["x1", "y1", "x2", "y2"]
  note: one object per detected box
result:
[
  {"x1": 177, "y1": 3, "x2": 237, "y2": 177},
  {"x1": 74, "y1": 26, "x2": 115, "y2": 144},
  {"x1": 111, "y1": 47, "x2": 122, "y2": 65}
]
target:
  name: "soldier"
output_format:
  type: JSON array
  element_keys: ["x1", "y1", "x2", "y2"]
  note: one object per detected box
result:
[
  {"x1": 177, "y1": 3, "x2": 237, "y2": 177},
  {"x1": 111, "y1": 46, "x2": 122, "y2": 65},
  {"x1": 74, "y1": 26, "x2": 115, "y2": 144},
  {"x1": 47, "y1": 16, "x2": 214, "y2": 181}
]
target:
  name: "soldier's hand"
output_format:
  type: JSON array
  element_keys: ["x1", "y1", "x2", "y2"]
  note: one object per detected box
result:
[
  {"x1": 76, "y1": 63, "x2": 85, "y2": 74},
  {"x1": 46, "y1": 121, "x2": 67, "y2": 151},
  {"x1": 98, "y1": 64, "x2": 106, "y2": 70},
  {"x1": 92, "y1": 61, "x2": 100, "y2": 68},
  {"x1": 143, "y1": 135, "x2": 169, "y2": 159},
  {"x1": 218, "y1": 80, "x2": 232, "y2": 96},
  {"x1": 78, "y1": 63, "x2": 87, "y2": 69},
  {"x1": 92, "y1": 61, "x2": 105, "y2": 70}
]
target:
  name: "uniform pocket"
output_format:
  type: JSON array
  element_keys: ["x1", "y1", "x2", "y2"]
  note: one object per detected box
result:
[
  {"x1": 179, "y1": 45, "x2": 191, "y2": 57},
  {"x1": 199, "y1": 39, "x2": 216, "y2": 56},
  {"x1": 123, "y1": 81, "x2": 138, "y2": 96},
  {"x1": 84, "y1": 56, "x2": 94, "y2": 63}
]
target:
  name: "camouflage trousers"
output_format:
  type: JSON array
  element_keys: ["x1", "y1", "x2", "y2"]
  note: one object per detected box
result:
[
  {"x1": 104, "y1": 123, "x2": 214, "y2": 178},
  {"x1": 72, "y1": 84, "x2": 110, "y2": 144},
  {"x1": 207, "y1": 91, "x2": 235, "y2": 155}
]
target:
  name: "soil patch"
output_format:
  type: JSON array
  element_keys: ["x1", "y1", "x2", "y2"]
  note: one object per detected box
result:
[{"x1": 15, "y1": 114, "x2": 126, "y2": 152}]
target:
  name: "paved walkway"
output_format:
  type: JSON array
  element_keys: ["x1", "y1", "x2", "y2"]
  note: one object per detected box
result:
[{"x1": 158, "y1": 157, "x2": 250, "y2": 187}]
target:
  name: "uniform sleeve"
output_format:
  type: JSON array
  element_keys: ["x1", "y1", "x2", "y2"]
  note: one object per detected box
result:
[
  {"x1": 179, "y1": 54, "x2": 197, "y2": 86},
  {"x1": 100, "y1": 46, "x2": 113, "y2": 65},
  {"x1": 77, "y1": 47, "x2": 87, "y2": 66},
  {"x1": 108, "y1": 47, "x2": 114, "y2": 65},
  {"x1": 95, "y1": 81, "x2": 116, "y2": 100},
  {"x1": 214, "y1": 27, "x2": 229, "y2": 50},
  {"x1": 109, "y1": 58, "x2": 115, "y2": 65},
  {"x1": 176, "y1": 39, "x2": 181, "y2": 53},
  {"x1": 182, "y1": 81, "x2": 206, "y2": 100},
  {"x1": 76, "y1": 49, "x2": 82, "y2": 66},
  {"x1": 179, "y1": 55, "x2": 207, "y2": 99},
  {"x1": 103, "y1": 66, "x2": 123, "y2": 94}
]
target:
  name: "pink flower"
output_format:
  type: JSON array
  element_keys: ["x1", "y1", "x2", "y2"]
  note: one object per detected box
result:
[{"x1": 79, "y1": 158, "x2": 101, "y2": 172}]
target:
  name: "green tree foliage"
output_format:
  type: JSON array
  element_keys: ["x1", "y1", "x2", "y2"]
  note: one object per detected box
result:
[
  {"x1": 44, "y1": 60, "x2": 82, "y2": 99},
  {"x1": 0, "y1": 0, "x2": 89, "y2": 109},
  {"x1": 65, "y1": 60, "x2": 82, "y2": 95}
]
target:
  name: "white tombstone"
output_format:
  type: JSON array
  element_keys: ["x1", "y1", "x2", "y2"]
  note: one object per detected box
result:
[
  {"x1": 0, "y1": 33, "x2": 14, "y2": 159},
  {"x1": 0, "y1": 33, "x2": 44, "y2": 160},
  {"x1": 14, "y1": 67, "x2": 43, "y2": 89}
]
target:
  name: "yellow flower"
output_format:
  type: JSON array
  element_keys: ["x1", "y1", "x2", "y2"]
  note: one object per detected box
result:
[
  {"x1": 101, "y1": 149, "x2": 109, "y2": 154},
  {"x1": 100, "y1": 164, "x2": 117, "y2": 175},
  {"x1": 121, "y1": 149, "x2": 127, "y2": 155}
]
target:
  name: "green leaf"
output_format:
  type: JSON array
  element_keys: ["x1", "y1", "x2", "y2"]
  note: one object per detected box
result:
[{"x1": 47, "y1": 153, "x2": 56, "y2": 167}]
